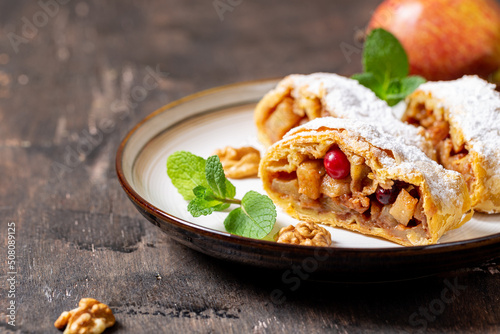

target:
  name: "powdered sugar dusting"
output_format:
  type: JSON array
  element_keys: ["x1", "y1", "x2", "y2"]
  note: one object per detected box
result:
[
  {"x1": 284, "y1": 73, "x2": 429, "y2": 153},
  {"x1": 288, "y1": 73, "x2": 389, "y2": 119},
  {"x1": 418, "y1": 76, "x2": 500, "y2": 179},
  {"x1": 284, "y1": 117, "x2": 465, "y2": 208}
]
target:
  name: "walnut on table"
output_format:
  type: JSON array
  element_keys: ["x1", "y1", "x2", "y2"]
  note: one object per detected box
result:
[
  {"x1": 276, "y1": 222, "x2": 332, "y2": 247},
  {"x1": 213, "y1": 146, "x2": 261, "y2": 179},
  {"x1": 54, "y1": 298, "x2": 115, "y2": 334}
]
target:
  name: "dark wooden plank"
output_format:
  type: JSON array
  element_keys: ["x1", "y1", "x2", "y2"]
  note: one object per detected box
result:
[{"x1": 1, "y1": 0, "x2": 500, "y2": 333}]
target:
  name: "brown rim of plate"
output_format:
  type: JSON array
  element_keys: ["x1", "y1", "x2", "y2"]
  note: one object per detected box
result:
[{"x1": 115, "y1": 78, "x2": 500, "y2": 259}]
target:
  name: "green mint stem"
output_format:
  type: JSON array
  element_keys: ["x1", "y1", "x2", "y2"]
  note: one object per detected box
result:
[{"x1": 220, "y1": 198, "x2": 242, "y2": 205}]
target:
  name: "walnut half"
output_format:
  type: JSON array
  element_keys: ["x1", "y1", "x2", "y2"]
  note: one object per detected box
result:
[
  {"x1": 54, "y1": 298, "x2": 115, "y2": 334},
  {"x1": 213, "y1": 146, "x2": 261, "y2": 179},
  {"x1": 276, "y1": 222, "x2": 332, "y2": 247}
]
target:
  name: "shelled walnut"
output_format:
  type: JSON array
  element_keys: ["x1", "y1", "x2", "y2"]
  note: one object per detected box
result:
[
  {"x1": 276, "y1": 222, "x2": 332, "y2": 246},
  {"x1": 54, "y1": 298, "x2": 115, "y2": 334},
  {"x1": 213, "y1": 146, "x2": 261, "y2": 179}
]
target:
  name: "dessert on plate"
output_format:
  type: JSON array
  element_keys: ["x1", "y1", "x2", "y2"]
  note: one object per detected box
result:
[
  {"x1": 259, "y1": 117, "x2": 473, "y2": 246},
  {"x1": 403, "y1": 76, "x2": 500, "y2": 213},
  {"x1": 254, "y1": 73, "x2": 435, "y2": 159}
]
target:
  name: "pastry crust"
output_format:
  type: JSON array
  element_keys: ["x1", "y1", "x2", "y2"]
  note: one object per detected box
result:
[
  {"x1": 403, "y1": 76, "x2": 500, "y2": 213},
  {"x1": 259, "y1": 117, "x2": 472, "y2": 246},
  {"x1": 255, "y1": 73, "x2": 435, "y2": 159}
]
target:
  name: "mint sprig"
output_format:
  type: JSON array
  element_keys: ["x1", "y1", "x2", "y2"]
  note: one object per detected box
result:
[
  {"x1": 167, "y1": 151, "x2": 277, "y2": 239},
  {"x1": 352, "y1": 28, "x2": 426, "y2": 106}
]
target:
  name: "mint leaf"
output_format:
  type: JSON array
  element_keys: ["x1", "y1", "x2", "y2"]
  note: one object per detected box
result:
[
  {"x1": 205, "y1": 155, "x2": 236, "y2": 199},
  {"x1": 363, "y1": 28, "x2": 409, "y2": 83},
  {"x1": 351, "y1": 72, "x2": 384, "y2": 100},
  {"x1": 188, "y1": 197, "x2": 229, "y2": 217},
  {"x1": 188, "y1": 186, "x2": 230, "y2": 217},
  {"x1": 167, "y1": 151, "x2": 208, "y2": 201},
  {"x1": 384, "y1": 79, "x2": 405, "y2": 106},
  {"x1": 385, "y1": 76, "x2": 426, "y2": 106},
  {"x1": 399, "y1": 75, "x2": 426, "y2": 96},
  {"x1": 224, "y1": 191, "x2": 277, "y2": 239},
  {"x1": 192, "y1": 185, "x2": 211, "y2": 198},
  {"x1": 352, "y1": 28, "x2": 425, "y2": 106}
]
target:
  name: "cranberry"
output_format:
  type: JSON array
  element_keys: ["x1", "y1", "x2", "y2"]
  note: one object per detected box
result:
[
  {"x1": 323, "y1": 147, "x2": 350, "y2": 179},
  {"x1": 376, "y1": 186, "x2": 398, "y2": 205}
]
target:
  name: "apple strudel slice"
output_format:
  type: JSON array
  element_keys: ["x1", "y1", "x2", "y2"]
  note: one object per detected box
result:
[
  {"x1": 403, "y1": 76, "x2": 500, "y2": 213},
  {"x1": 259, "y1": 117, "x2": 472, "y2": 246},
  {"x1": 254, "y1": 73, "x2": 435, "y2": 159}
]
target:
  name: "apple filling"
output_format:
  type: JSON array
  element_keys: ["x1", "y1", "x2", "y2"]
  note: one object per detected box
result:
[
  {"x1": 264, "y1": 94, "x2": 325, "y2": 143},
  {"x1": 270, "y1": 149, "x2": 429, "y2": 243},
  {"x1": 403, "y1": 101, "x2": 476, "y2": 189}
]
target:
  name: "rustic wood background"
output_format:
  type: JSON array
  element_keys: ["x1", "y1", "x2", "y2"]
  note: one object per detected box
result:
[{"x1": 1, "y1": 0, "x2": 500, "y2": 333}]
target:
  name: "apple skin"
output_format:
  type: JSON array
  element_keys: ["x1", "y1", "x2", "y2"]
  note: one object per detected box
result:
[{"x1": 368, "y1": 0, "x2": 500, "y2": 81}]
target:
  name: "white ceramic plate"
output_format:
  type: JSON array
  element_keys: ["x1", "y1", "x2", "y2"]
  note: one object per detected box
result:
[{"x1": 131, "y1": 96, "x2": 500, "y2": 249}]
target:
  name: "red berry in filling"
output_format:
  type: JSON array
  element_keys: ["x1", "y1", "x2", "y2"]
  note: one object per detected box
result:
[
  {"x1": 323, "y1": 147, "x2": 350, "y2": 179},
  {"x1": 376, "y1": 187, "x2": 398, "y2": 205}
]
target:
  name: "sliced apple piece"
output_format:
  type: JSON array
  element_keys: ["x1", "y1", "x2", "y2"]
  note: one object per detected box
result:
[
  {"x1": 320, "y1": 174, "x2": 351, "y2": 198},
  {"x1": 389, "y1": 189, "x2": 419, "y2": 226},
  {"x1": 297, "y1": 160, "x2": 325, "y2": 200}
]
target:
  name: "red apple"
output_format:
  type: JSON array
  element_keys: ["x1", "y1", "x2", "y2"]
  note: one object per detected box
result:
[{"x1": 368, "y1": 0, "x2": 500, "y2": 81}]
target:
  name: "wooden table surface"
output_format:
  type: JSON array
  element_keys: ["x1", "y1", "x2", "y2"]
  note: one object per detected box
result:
[{"x1": 1, "y1": 1, "x2": 500, "y2": 333}]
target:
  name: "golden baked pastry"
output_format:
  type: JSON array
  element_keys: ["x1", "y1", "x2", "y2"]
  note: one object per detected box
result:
[
  {"x1": 254, "y1": 73, "x2": 435, "y2": 159},
  {"x1": 259, "y1": 117, "x2": 472, "y2": 246},
  {"x1": 403, "y1": 76, "x2": 500, "y2": 213}
]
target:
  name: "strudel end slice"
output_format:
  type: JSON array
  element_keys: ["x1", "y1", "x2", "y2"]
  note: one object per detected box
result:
[
  {"x1": 259, "y1": 117, "x2": 472, "y2": 246},
  {"x1": 255, "y1": 73, "x2": 435, "y2": 159},
  {"x1": 404, "y1": 76, "x2": 500, "y2": 213}
]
